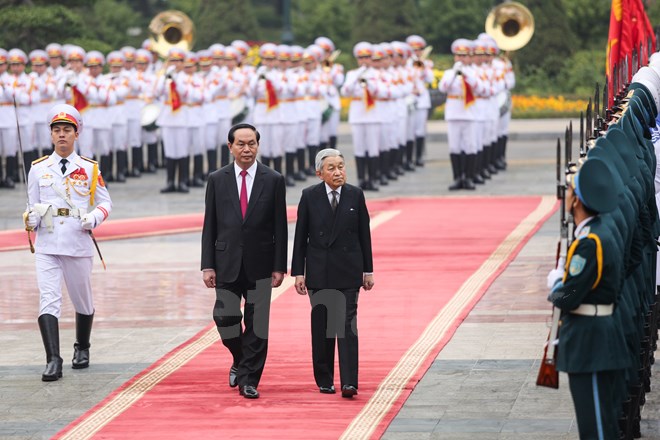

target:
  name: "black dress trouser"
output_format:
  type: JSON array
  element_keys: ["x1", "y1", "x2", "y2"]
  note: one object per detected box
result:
[
  {"x1": 213, "y1": 264, "x2": 272, "y2": 388},
  {"x1": 309, "y1": 288, "x2": 359, "y2": 389}
]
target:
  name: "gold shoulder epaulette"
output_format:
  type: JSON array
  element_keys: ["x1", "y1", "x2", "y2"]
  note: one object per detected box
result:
[
  {"x1": 81, "y1": 156, "x2": 98, "y2": 164},
  {"x1": 31, "y1": 155, "x2": 49, "y2": 165}
]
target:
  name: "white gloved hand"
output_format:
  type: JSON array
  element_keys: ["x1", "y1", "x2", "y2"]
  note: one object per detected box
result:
[
  {"x1": 80, "y1": 214, "x2": 96, "y2": 230},
  {"x1": 546, "y1": 268, "x2": 563, "y2": 289},
  {"x1": 453, "y1": 62, "x2": 463, "y2": 73},
  {"x1": 24, "y1": 210, "x2": 39, "y2": 230}
]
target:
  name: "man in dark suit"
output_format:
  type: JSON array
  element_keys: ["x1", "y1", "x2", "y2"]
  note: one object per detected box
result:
[
  {"x1": 201, "y1": 123, "x2": 288, "y2": 399},
  {"x1": 291, "y1": 148, "x2": 374, "y2": 398}
]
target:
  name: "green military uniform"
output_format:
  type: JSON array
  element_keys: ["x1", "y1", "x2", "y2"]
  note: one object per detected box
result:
[{"x1": 548, "y1": 157, "x2": 629, "y2": 440}]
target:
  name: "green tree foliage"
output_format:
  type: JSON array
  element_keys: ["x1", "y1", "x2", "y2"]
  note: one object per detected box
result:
[
  {"x1": 194, "y1": 0, "x2": 261, "y2": 47},
  {"x1": 86, "y1": 0, "x2": 144, "y2": 49},
  {"x1": 517, "y1": 0, "x2": 576, "y2": 82},
  {"x1": 0, "y1": 5, "x2": 86, "y2": 50},
  {"x1": 352, "y1": 0, "x2": 418, "y2": 42},
  {"x1": 419, "y1": 0, "x2": 492, "y2": 54},
  {"x1": 561, "y1": 0, "x2": 610, "y2": 50},
  {"x1": 292, "y1": 0, "x2": 352, "y2": 47}
]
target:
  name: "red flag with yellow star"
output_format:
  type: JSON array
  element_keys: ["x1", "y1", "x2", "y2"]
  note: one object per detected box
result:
[{"x1": 70, "y1": 85, "x2": 89, "y2": 113}]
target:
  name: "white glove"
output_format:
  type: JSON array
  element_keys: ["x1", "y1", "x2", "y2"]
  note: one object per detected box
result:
[
  {"x1": 546, "y1": 257, "x2": 566, "y2": 289},
  {"x1": 24, "y1": 210, "x2": 39, "y2": 230},
  {"x1": 80, "y1": 214, "x2": 96, "y2": 230},
  {"x1": 453, "y1": 62, "x2": 463, "y2": 73}
]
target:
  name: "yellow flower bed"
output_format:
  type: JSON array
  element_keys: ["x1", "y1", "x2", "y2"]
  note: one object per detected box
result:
[{"x1": 511, "y1": 95, "x2": 589, "y2": 114}]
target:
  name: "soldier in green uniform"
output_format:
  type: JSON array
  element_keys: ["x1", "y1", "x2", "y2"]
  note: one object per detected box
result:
[{"x1": 547, "y1": 156, "x2": 630, "y2": 440}]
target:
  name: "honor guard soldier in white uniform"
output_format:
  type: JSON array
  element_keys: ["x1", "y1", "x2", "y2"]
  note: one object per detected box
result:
[
  {"x1": 134, "y1": 49, "x2": 158, "y2": 173},
  {"x1": 231, "y1": 40, "x2": 256, "y2": 124},
  {"x1": 315, "y1": 37, "x2": 344, "y2": 150},
  {"x1": 29, "y1": 50, "x2": 57, "y2": 158},
  {"x1": 6, "y1": 49, "x2": 37, "y2": 180},
  {"x1": 439, "y1": 39, "x2": 480, "y2": 190},
  {"x1": 341, "y1": 42, "x2": 385, "y2": 191},
  {"x1": 106, "y1": 51, "x2": 130, "y2": 183},
  {"x1": 154, "y1": 47, "x2": 191, "y2": 193},
  {"x1": 251, "y1": 43, "x2": 285, "y2": 173},
  {"x1": 120, "y1": 46, "x2": 146, "y2": 178},
  {"x1": 76, "y1": 51, "x2": 116, "y2": 181},
  {"x1": 45, "y1": 43, "x2": 66, "y2": 104},
  {"x1": 406, "y1": 35, "x2": 434, "y2": 167},
  {"x1": 182, "y1": 51, "x2": 205, "y2": 188},
  {"x1": 24, "y1": 104, "x2": 112, "y2": 381},
  {"x1": 223, "y1": 46, "x2": 248, "y2": 167},
  {"x1": 0, "y1": 48, "x2": 14, "y2": 189}
]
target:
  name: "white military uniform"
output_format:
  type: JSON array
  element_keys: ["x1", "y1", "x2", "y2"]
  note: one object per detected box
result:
[{"x1": 28, "y1": 151, "x2": 112, "y2": 317}]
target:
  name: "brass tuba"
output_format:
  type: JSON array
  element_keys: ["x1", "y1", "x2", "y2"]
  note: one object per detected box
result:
[
  {"x1": 149, "y1": 10, "x2": 195, "y2": 59},
  {"x1": 485, "y1": 2, "x2": 535, "y2": 52}
]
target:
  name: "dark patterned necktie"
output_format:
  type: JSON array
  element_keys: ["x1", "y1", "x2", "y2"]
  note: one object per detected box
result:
[
  {"x1": 60, "y1": 158, "x2": 68, "y2": 174},
  {"x1": 330, "y1": 190, "x2": 338, "y2": 213}
]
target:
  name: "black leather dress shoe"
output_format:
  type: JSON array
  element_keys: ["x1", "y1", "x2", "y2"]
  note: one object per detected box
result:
[
  {"x1": 229, "y1": 366, "x2": 238, "y2": 388},
  {"x1": 239, "y1": 385, "x2": 259, "y2": 399},
  {"x1": 319, "y1": 386, "x2": 335, "y2": 394},
  {"x1": 341, "y1": 385, "x2": 357, "y2": 398}
]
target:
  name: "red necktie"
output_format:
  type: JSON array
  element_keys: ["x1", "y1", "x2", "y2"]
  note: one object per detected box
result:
[{"x1": 240, "y1": 170, "x2": 248, "y2": 219}]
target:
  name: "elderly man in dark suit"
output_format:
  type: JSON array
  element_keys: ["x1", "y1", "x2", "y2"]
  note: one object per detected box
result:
[
  {"x1": 292, "y1": 148, "x2": 374, "y2": 398},
  {"x1": 201, "y1": 123, "x2": 288, "y2": 399}
]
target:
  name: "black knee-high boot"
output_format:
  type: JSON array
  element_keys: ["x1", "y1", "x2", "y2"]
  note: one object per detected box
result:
[
  {"x1": 160, "y1": 158, "x2": 177, "y2": 193},
  {"x1": 220, "y1": 144, "x2": 230, "y2": 167},
  {"x1": 146, "y1": 143, "x2": 158, "y2": 173},
  {"x1": 464, "y1": 153, "x2": 476, "y2": 190},
  {"x1": 191, "y1": 154, "x2": 205, "y2": 187},
  {"x1": 3, "y1": 154, "x2": 17, "y2": 188},
  {"x1": 379, "y1": 151, "x2": 390, "y2": 185},
  {"x1": 329, "y1": 135, "x2": 338, "y2": 149},
  {"x1": 404, "y1": 140, "x2": 415, "y2": 171},
  {"x1": 262, "y1": 156, "x2": 271, "y2": 168},
  {"x1": 207, "y1": 149, "x2": 218, "y2": 176},
  {"x1": 307, "y1": 145, "x2": 317, "y2": 175},
  {"x1": 296, "y1": 148, "x2": 307, "y2": 180},
  {"x1": 72, "y1": 312, "x2": 94, "y2": 369},
  {"x1": 23, "y1": 151, "x2": 36, "y2": 179},
  {"x1": 284, "y1": 152, "x2": 296, "y2": 186},
  {"x1": 448, "y1": 153, "x2": 462, "y2": 191},
  {"x1": 367, "y1": 156, "x2": 380, "y2": 191},
  {"x1": 273, "y1": 156, "x2": 283, "y2": 174},
  {"x1": 38, "y1": 314, "x2": 63, "y2": 381},
  {"x1": 116, "y1": 151, "x2": 127, "y2": 183},
  {"x1": 355, "y1": 156, "x2": 367, "y2": 189},
  {"x1": 415, "y1": 137, "x2": 425, "y2": 167},
  {"x1": 130, "y1": 146, "x2": 142, "y2": 177},
  {"x1": 178, "y1": 157, "x2": 190, "y2": 192},
  {"x1": 100, "y1": 154, "x2": 113, "y2": 183}
]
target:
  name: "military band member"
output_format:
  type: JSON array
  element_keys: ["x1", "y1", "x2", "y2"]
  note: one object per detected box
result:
[
  {"x1": 24, "y1": 104, "x2": 112, "y2": 381},
  {"x1": 406, "y1": 35, "x2": 434, "y2": 167},
  {"x1": 76, "y1": 51, "x2": 116, "y2": 181},
  {"x1": 223, "y1": 46, "x2": 248, "y2": 167},
  {"x1": 438, "y1": 39, "x2": 480, "y2": 190},
  {"x1": 120, "y1": 46, "x2": 145, "y2": 178},
  {"x1": 154, "y1": 47, "x2": 190, "y2": 193},
  {"x1": 250, "y1": 43, "x2": 285, "y2": 173},
  {"x1": 134, "y1": 49, "x2": 158, "y2": 173},
  {"x1": 182, "y1": 51, "x2": 205, "y2": 188},
  {"x1": 341, "y1": 42, "x2": 383, "y2": 191},
  {"x1": 315, "y1": 37, "x2": 344, "y2": 150},
  {"x1": 106, "y1": 51, "x2": 130, "y2": 183},
  {"x1": 0, "y1": 48, "x2": 14, "y2": 189},
  {"x1": 6, "y1": 49, "x2": 37, "y2": 181},
  {"x1": 29, "y1": 50, "x2": 57, "y2": 158}
]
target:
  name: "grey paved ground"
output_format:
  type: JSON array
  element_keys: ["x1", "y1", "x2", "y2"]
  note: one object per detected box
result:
[{"x1": 0, "y1": 118, "x2": 658, "y2": 439}]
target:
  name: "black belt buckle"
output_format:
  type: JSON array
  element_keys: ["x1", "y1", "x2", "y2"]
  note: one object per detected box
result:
[{"x1": 57, "y1": 208, "x2": 69, "y2": 216}]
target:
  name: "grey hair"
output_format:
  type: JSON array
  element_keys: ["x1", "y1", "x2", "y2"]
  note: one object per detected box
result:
[{"x1": 315, "y1": 148, "x2": 344, "y2": 171}]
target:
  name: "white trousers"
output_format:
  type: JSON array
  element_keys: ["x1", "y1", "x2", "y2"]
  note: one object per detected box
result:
[
  {"x1": 282, "y1": 123, "x2": 297, "y2": 154},
  {"x1": 36, "y1": 253, "x2": 94, "y2": 317},
  {"x1": 127, "y1": 119, "x2": 141, "y2": 148},
  {"x1": 111, "y1": 123, "x2": 128, "y2": 152},
  {"x1": 447, "y1": 120, "x2": 477, "y2": 154},
  {"x1": 161, "y1": 126, "x2": 189, "y2": 159},
  {"x1": 413, "y1": 108, "x2": 428, "y2": 137},
  {"x1": 305, "y1": 118, "x2": 321, "y2": 147},
  {"x1": 79, "y1": 128, "x2": 111, "y2": 158},
  {"x1": 350, "y1": 123, "x2": 380, "y2": 157},
  {"x1": 258, "y1": 124, "x2": 284, "y2": 158},
  {"x1": 205, "y1": 122, "x2": 219, "y2": 151}
]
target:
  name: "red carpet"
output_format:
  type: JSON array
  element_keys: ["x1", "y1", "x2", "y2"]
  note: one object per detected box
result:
[{"x1": 53, "y1": 196, "x2": 556, "y2": 440}]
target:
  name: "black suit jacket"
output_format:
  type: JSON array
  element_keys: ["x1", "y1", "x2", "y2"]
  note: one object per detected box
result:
[
  {"x1": 201, "y1": 162, "x2": 288, "y2": 283},
  {"x1": 291, "y1": 182, "x2": 373, "y2": 290}
]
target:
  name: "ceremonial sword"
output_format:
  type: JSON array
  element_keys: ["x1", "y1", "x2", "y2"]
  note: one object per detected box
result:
[{"x1": 13, "y1": 96, "x2": 34, "y2": 253}]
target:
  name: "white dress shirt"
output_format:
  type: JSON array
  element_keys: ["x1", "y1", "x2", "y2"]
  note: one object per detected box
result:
[{"x1": 234, "y1": 161, "x2": 258, "y2": 201}]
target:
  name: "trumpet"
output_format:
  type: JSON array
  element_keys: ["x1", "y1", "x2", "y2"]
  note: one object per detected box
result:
[
  {"x1": 323, "y1": 49, "x2": 341, "y2": 71},
  {"x1": 412, "y1": 46, "x2": 433, "y2": 68}
]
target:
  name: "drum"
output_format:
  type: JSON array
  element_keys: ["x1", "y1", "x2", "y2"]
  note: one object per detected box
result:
[
  {"x1": 140, "y1": 103, "x2": 161, "y2": 131},
  {"x1": 320, "y1": 98, "x2": 333, "y2": 124},
  {"x1": 230, "y1": 97, "x2": 249, "y2": 125}
]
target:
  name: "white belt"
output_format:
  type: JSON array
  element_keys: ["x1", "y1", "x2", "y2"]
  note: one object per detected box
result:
[{"x1": 570, "y1": 304, "x2": 613, "y2": 317}]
